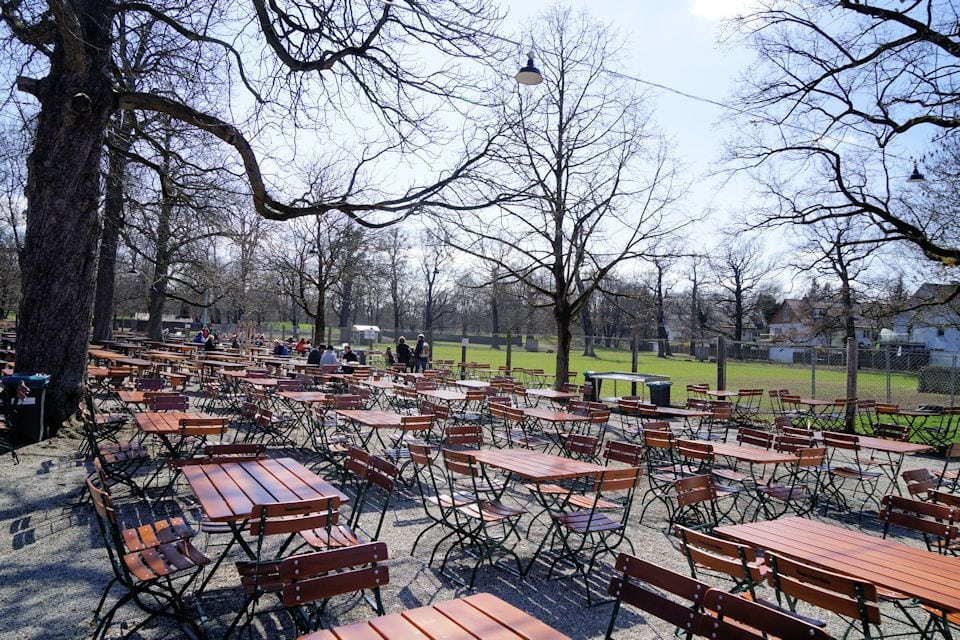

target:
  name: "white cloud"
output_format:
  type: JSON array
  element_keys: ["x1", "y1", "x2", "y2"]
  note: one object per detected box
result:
[{"x1": 690, "y1": 0, "x2": 753, "y2": 21}]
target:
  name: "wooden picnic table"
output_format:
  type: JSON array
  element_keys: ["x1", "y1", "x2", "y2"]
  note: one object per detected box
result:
[
  {"x1": 692, "y1": 440, "x2": 798, "y2": 465},
  {"x1": 715, "y1": 516, "x2": 960, "y2": 614},
  {"x1": 525, "y1": 388, "x2": 576, "y2": 404},
  {"x1": 298, "y1": 592, "x2": 570, "y2": 640},
  {"x1": 335, "y1": 410, "x2": 415, "y2": 428},
  {"x1": 454, "y1": 380, "x2": 490, "y2": 389},
  {"x1": 240, "y1": 377, "x2": 282, "y2": 388},
  {"x1": 470, "y1": 448, "x2": 605, "y2": 482},
  {"x1": 134, "y1": 411, "x2": 216, "y2": 436},
  {"x1": 183, "y1": 457, "x2": 349, "y2": 523},
  {"x1": 705, "y1": 389, "x2": 740, "y2": 399},
  {"x1": 276, "y1": 391, "x2": 332, "y2": 404},
  {"x1": 655, "y1": 406, "x2": 710, "y2": 418},
  {"x1": 417, "y1": 389, "x2": 468, "y2": 403},
  {"x1": 87, "y1": 348, "x2": 124, "y2": 362},
  {"x1": 114, "y1": 357, "x2": 155, "y2": 368},
  {"x1": 522, "y1": 407, "x2": 586, "y2": 424},
  {"x1": 361, "y1": 378, "x2": 397, "y2": 390}
]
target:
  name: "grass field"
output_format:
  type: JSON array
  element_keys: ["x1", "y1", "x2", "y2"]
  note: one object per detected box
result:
[{"x1": 406, "y1": 341, "x2": 953, "y2": 407}]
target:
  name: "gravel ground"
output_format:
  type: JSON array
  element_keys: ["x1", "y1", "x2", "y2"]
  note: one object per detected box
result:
[{"x1": 0, "y1": 403, "x2": 944, "y2": 640}]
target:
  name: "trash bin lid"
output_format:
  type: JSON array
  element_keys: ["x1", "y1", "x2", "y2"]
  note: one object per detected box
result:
[
  {"x1": 3, "y1": 373, "x2": 51, "y2": 387},
  {"x1": 646, "y1": 380, "x2": 671, "y2": 387}
]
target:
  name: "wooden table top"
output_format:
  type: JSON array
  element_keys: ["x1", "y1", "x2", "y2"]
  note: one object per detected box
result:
[
  {"x1": 298, "y1": 592, "x2": 570, "y2": 640},
  {"x1": 470, "y1": 448, "x2": 606, "y2": 482},
  {"x1": 522, "y1": 407, "x2": 586, "y2": 423},
  {"x1": 183, "y1": 457, "x2": 349, "y2": 523},
  {"x1": 691, "y1": 440, "x2": 798, "y2": 465},
  {"x1": 134, "y1": 411, "x2": 213, "y2": 435},
  {"x1": 705, "y1": 390, "x2": 740, "y2": 398},
  {"x1": 794, "y1": 397, "x2": 835, "y2": 406},
  {"x1": 849, "y1": 435, "x2": 931, "y2": 455},
  {"x1": 361, "y1": 379, "x2": 397, "y2": 390},
  {"x1": 526, "y1": 389, "x2": 576, "y2": 400},
  {"x1": 240, "y1": 377, "x2": 282, "y2": 387},
  {"x1": 195, "y1": 359, "x2": 254, "y2": 368},
  {"x1": 115, "y1": 357, "x2": 155, "y2": 367},
  {"x1": 417, "y1": 389, "x2": 467, "y2": 402},
  {"x1": 142, "y1": 351, "x2": 188, "y2": 361},
  {"x1": 87, "y1": 366, "x2": 110, "y2": 378},
  {"x1": 454, "y1": 380, "x2": 490, "y2": 389},
  {"x1": 715, "y1": 517, "x2": 960, "y2": 612},
  {"x1": 276, "y1": 391, "x2": 332, "y2": 403},
  {"x1": 656, "y1": 406, "x2": 711, "y2": 418},
  {"x1": 87, "y1": 348, "x2": 124, "y2": 360},
  {"x1": 335, "y1": 410, "x2": 413, "y2": 428},
  {"x1": 116, "y1": 390, "x2": 146, "y2": 404}
]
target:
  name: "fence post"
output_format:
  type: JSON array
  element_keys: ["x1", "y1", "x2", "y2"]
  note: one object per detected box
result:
[
  {"x1": 845, "y1": 337, "x2": 858, "y2": 433},
  {"x1": 505, "y1": 330, "x2": 512, "y2": 373},
  {"x1": 716, "y1": 336, "x2": 726, "y2": 391},
  {"x1": 630, "y1": 330, "x2": 639, "y2": 397},
  {"x1": 885, "y1": 346, "x2": 892, "y2": 402},
  {"x1": 460, "y1": 329, "x2": 468, "y2": 380},
  {"x1": 952, "y1": 354, "x2": 957, "y2": 407},
  {"x1": 811, "y1": 347, "x2": 817, "y2": 399}
]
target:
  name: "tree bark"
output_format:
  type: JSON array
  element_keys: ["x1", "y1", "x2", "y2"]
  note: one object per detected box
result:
[
  {"x1": 554, "y1": 306, "x2": 572, "y2": 390},
  {"x1": 91, "y1": 126, "x2": 129, "y2": 343},
  {"x1": 338, "y1": 278, "x2": 353, "y2": 342},
  {"x1": 312, "y1": 292, "x2": 325, "y2": 344},
  {"x1": 15, "y1": 0, "x2": 115, "y2": 433}
]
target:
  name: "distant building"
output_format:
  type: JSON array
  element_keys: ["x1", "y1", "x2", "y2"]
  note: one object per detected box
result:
[
  {"x1": 767, "y1": 298, "x2": 875, "y2": 362},
  {"x1": 892, "y1": 283, "x2": 960, "y2": 363}
]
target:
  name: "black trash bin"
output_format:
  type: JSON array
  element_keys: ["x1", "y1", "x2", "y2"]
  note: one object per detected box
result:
[
  {"x1": 646, "y1": 380, "x2": 672, "y2": 407},
  {"x1": 583, "y1": 371, "x2": 597, "y2": 402},
  {"x1": 2, "y1": 373, "x2": 50, "y2": 445}
]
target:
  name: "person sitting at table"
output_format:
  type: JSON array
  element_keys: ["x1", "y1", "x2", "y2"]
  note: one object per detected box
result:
[
  {"x1": 341, "y1": 343, "x2": 358, "y2": 374},
  {"x1": 307, "y1": 343, "x2": 324, "y2": 365},
  {"x1": 272, "y1": 339, "x2": 289, "y2": 356},
  {"x1": 294, "y1": 338, "x2": 308, "y2": 354},
  {"x1": 204, "y1": 334, "x2": 216, "y2": 351},
  {"x1": 230, "y1": 334, "x2": 240, "y2": 349},
  {"x1": 319, "y1": 344, "x2": 339, "y2": 366},
  {"x1": 384, "y1": 347, "x2": 396, "y2": 366}
]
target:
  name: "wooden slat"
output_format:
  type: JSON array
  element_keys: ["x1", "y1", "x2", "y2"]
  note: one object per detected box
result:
[
  {"x1": 716, "y1": 517, "x2": 960, "y2": 611},
  {"x1": 463, "y1": 593, "x2": 570, "y2": 640},
  {"x1": 433, "y1": 598, "x2": 525, "y2": 639}
]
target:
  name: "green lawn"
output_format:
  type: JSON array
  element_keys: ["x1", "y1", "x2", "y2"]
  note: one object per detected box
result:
[{"x1": 405, "y1": 341, "x2": 950, "y2": 407}]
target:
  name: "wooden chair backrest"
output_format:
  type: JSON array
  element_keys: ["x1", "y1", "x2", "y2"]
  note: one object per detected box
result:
[
  {"x1": 700, "y1": 589, "x2": 832, "y2": 640},
  {"x1": 149, "y1": 394, "x2": 188, "y2": 411},
  {"x1": 464, "y1": 389, "x2": 486, "y2": 402},
  {"x1": 674, "y1": 474, "x2": 717, "y2": 508},
  {"x1": 875, "y1": 403, "x2": 899, "y2": 415},
  {"x1": 401, "y1": 415, "x2": 434, "y2": 431},
  {"x1": 675, "y1": 525, "x2": 762, "y2": 585},
  {"x1": 591, "y1": 467, "x2": 641, "y2": 504},
  {"x1": 203, "y1": 443, "x2": 265, "y2": 461},
  {"x1": 795, "y1": 446, "x2": 827, "y2": 467},
  {"x1": 823, "y1": 432, "x2": 860, "y2": 451},
  {"x1": 419, "y1": 401, "x2": 450, "y2": 420},
  {"x1": 503, "y1": 406, "x2": 526, "y2": 423},
  {"x1": 902, "y1": 468, "x2": 937, "y2": 498},
  {"x1": 443, "y1": 425, "x2": 482, "y2": 448},
  {"x1": 564, "y1": 433, "x2": 599, "y2": 458},
  {"x1": 276, "y1": 379, "x2": 303, "y2": 391},
  {"x1": 249, "y1": 497, "x2": 340, "y2": 537},
  {"x1": 603, "y1": 440, "x2": 643, "y2": 466},
  {"x1": 873, "y1": 422, "x2": 909, "y2": 441},
  {"x1": 677, "y1": 439, "x2": 713, "y2": 463},
  {"x1": 607, "y1": 553, "x2": 708, "y2": 634},
  {"x1": 408, "y1": 442, "x2": 434, "y2": 467},
  {"x1": 766, "y1": 551, "x2": 881, "y2": 625},
  {"x1": 134, "y1": 377, "x2": 164, "y2": 391},
  {"x1": 441, "y1": 447, "x2": 479, "y2": 478},
  {"x1": 641, "y1": 420, "x2": 671, "y2": 432},
  {"x1": 332, "y1": 395, "x2": 362, "y2": 409},
  {"x1": 931, "y1": 490, "x2": 960, "y2": 509},
  {"x1": 179, "y1": 416, "x2": 228, "y2": 437},
  {"x1": 737, "y1": 428, "x2": 774, "y2": 450},
  {"x1": 643, "y1": 429, "x2": 674, "y2": 450},
  {"x1": 776, "y1": 434, "x2": 816, "y2": 453},
  {"x1": 279, "y1": 542, "x2": 389, "y2": 608},
  {"x1": 879, "y1": 494, "x2": 959, "y2": 544}
]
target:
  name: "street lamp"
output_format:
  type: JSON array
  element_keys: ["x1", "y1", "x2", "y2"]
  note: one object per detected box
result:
[
  {"x1": 515, "y1": 50, "x2": 543, "y2": 86},
  {"x1": 906, "y1": 161, "x2": 925, "y2": 183}
]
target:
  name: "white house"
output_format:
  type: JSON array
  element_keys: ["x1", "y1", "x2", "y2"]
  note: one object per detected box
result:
[{"x1": 892, "y1": 283, "x2": 960, "y2": 359}]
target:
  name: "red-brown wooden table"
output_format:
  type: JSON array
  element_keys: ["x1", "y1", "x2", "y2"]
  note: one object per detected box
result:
[
  {"x1": 298, "y1": 592, "x2": 570, "y2": 640},
  {"x1": 470, "y1": 448, "x2": 605, "y2": 482},
  {"x1": 715, "y1": 517, "x2": 960, "y2": 614}
]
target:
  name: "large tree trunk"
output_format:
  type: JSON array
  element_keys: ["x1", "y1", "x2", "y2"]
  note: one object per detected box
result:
[
  {"x1": 554, "y1": 306, "x2": 572, "y2": 390},
  {"x1": 312, "y1": 292, "x2": 325, "y2": 344},
  {"x1": 338, "y1": 278, "x2": 353, "y2": 342},
  {"x1": 15, "y1": 1, "x2": 115, "y2": 433},
  {"x1": 91, "y1": 115, "x2": 133, "y2": 343}
]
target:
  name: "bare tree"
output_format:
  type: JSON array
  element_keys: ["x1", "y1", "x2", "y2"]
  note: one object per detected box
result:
[
  {"x1": 2, "y1": 0, "x2": 510, "y2": 425},
  {"x1": 709, "y1": 237, "x2": 771, "y2": 344},
  {"x1": 441, "y1": 6, "x2": 687, "y2": 386},
  {"x1": 730, "y1": 0, "x2": 960, "y2": 267}
]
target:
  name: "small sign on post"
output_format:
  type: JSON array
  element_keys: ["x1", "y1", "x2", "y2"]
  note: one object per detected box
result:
[{"x1": 363, "y1": 329, "x2": 377, "y2": 340}]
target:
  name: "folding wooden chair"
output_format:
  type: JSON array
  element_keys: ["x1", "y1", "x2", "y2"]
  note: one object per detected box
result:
[
  {"x1": 699, "y1": 589, "x2": 833, "y2": 640},
  {"x1": 87, "y1": 476, "x2": 208, "y2": 640},
  {"x1": 879, "y1": 494, "x2": 959, "y2": 555},
  {"x1": 228, "y1": 542, "x2": 388, "y2": 637},
  {"x1": 671, "y1": 473, "x2": 736, "y2": 531},
  {"x1": 438, "y1": 448, "x2": 525, "y2": 588},
  {"x1": 822, "y1": 432, "x2": 883, "y2": 520},
  {"x1": 300, "y1": 453, "x2": 398, "y2": 552},
  {"x1": 765, "y1": 551, "x2": 881, "y2": 639},
  {"x1": 407, "y1": 442, "x2": 474, "y2": 561},
  {"x1": 530, "y1": 466, "x2": 642, "y2": 605},
  {"x1": 756, "y1": 446, "x2": 826, "y2": 520},
  {"x1": 605, "y1": 552, "x2": 708, "y2": 639},
  {"x1": 674, "y1": 525, "x2": 766, "y2": 599}
]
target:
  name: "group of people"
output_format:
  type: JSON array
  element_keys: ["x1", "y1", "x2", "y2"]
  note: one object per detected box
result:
[
  {"x1": 304, "y1": 342, "x2": 359, "y2": 373},
  {"x1": 384, "y1": 334, "x2": 430, "y2": 372}
]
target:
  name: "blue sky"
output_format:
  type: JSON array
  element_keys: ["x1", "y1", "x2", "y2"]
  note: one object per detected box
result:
[{"x1": 501, "y1": 0, "x2": 757, "y2": 244}]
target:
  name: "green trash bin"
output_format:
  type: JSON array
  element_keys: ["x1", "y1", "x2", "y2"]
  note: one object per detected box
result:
[
  {"x1": 2, "y1": 373, "x2": 50, "y2": 445},
  {"x1": 646, "y1": 380, "x2": 672, "y2": 407}
]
